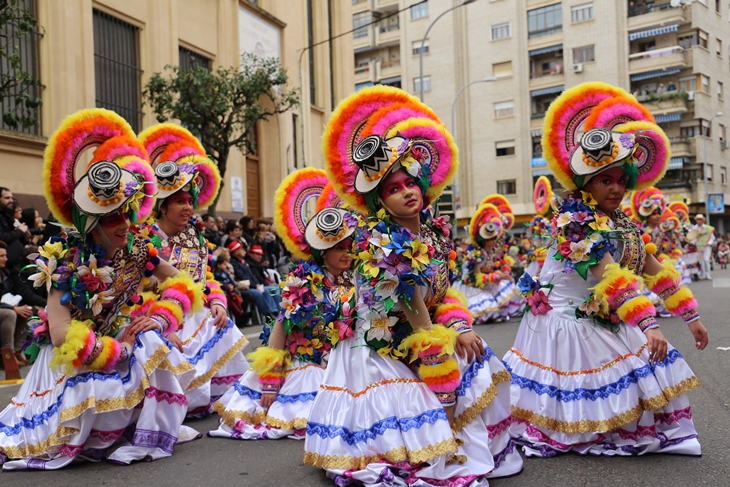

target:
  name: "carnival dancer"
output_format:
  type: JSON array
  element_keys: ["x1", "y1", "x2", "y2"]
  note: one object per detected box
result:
[
  {"x1": 668, "y1": 201, "x2": 693, "y2": 284},
  {"x1": 504, "y1": 82, "x2": 709, "y2": 457},
  {"x1": 304, "y1": 86, "x2": 522, "y2": 486},
  {"x1": 692, "y1": 214, "x2": 715, "y2": 280},
  {"x1": 525, "y1": 176, "x2": 556, "y2": 278},
  {"x1": 0, "y1": 109, "x2": 203, "y2": 470},
  {"x1": 453, "y1": 203, "x2": 519, "y2": 323},
  {"x1": 134, "y1": 124, "x2": 249, "y2": 418},
  {"x1": 209, "y1": 168, "x2": 356, "y2": 440}
]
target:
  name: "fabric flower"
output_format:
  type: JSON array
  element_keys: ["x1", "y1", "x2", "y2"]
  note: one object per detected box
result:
[
  {"x1": 89, "y1": 288, "x2": 115, "y2": 316},
  {"x1": 568, "y1": 240, "x2": 593, "y2": 263},
  {"x1": 365, "y1": 309, "x2": 398, "y2": 342},
  {"x1": 369, "y1": 229, "x2": 393, "y2": 257},
  {"x1": 28, "y1": 257, "x2": 59, "y2": 292},
  {"x1": 589, "y1": 214, "x2": 610, "y2": 232},
  {"x1": 517, "y1": 272, "x2": 540, "y2": 297},
  {"x1": 375, "y1": 271, "x2": 399, "y2": 299},
  {"x1": 558, "y1": 240, "x2": 573, "y2": 258},
  {"x1": 526, "y1": 290, "x2": 552, "y2": 316},
  {"x1": 403, "y1": 238, "x2": 430, "y2": 270},
  {"x1": 38, "y1": 242, "x2": 68, "y2": 261},
  {"x1": 579, "y1": 296, "x2": 602, "y2": 316},
  {"x1": 432, "y1": 214, "x2": 451, "y2": 237},
  {"x1": 556, "y1": 212, "x2": 572, "y2": 228},
  {"x1": 572, "y1": 211, "x2": 593, "y2": 223}
]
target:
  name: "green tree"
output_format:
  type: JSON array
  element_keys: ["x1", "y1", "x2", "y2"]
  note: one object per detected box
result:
[
  {"x1": 0, "y1": 0, "x2": 42, "y2": 130},
  {"x1": 143, "y1": 53, "x2": 300, "y2": 212}
]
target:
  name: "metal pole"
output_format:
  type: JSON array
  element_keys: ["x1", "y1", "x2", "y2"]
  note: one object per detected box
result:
[
  {"x1": 703, "y1": 112, "x2": 723, "y2": 223},
  {"x1": 419, "y1": 0, "x2": 476, "y2": 102}
]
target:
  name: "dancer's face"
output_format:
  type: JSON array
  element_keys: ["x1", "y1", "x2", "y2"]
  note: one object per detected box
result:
[
  {"x1": 482, "y1": 238, "x2": 496, "y2": 251},
  {"x1": 161, "y1": 192, "x2": 194, "y2": 229},
  {"x1": 95, "y1": 210, "x2": 131, "y2": 250},
  {"x1": 647, "y1": 211, "x2": 661, "y2": 227},
  {"x1": 378, "y1": 170, "x2": 423, "y2": 218},
  {"x1": 584, "y1": 167, "x2": 628, "y2": 213},
  {"x1": 322, "y1": 238, "x2": 353, "y2": 275}
]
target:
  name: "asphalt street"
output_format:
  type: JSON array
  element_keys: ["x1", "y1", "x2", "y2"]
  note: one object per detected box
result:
[{"x1": 1, "y1": 269, "x2": 729, "y2": 487}]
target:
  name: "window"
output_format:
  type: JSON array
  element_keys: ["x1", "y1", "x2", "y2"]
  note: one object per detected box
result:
[
  {"x1": 706, "y1": 164, "x2": 713, "y2": 181},
  {"x1": 718, "y1": 38, "x2": 723, "y2": 56},
  {"x1": 638, "y1": 40, "x2": 656, "y2": 53},
  {"x1": 680, "y1": 125, "x2": 699, "y2": 138},
  {"x1": 573, "y1": 45, "x2": 595, "y2": 63},
  {"x1": 721, "y1": 167, "x2": 727, "y2": 185},
  {"x1": 497, "y1": 179, "x2": 517, "y2": 195},
  {"x1": 411, "y1": 2, "x2": 428, "y2": 20},
  {"x1": 699, "y1": 30, "x2": 708, "y2": 48},
  {"x1": 719, "y1": 81, "x2": 725, "y2": 99},
  {"x1": 353, "y1": 12, "x2": 370, "y2": 38},
  {"x1": 179, "y1": 46, "x2": 212, "y2": 71},
  {"x1": 93, "y1": 10, "x2": 143, "y2": 132},
  {"x1": 701, "y1": 75, "x2": 710, "y2": 93},
  {"x1": 678, "y1": 32, "x2": 697, "y2": 49},
  {"x1": 413, "y1": 76, "x2": 431, "y2": 93},
  {"x1": 495, "y1": 140, "x2": 515, "y2": 157},
  {"x1": 493, "y1": 61, "x2": 513, "y2": 78},
  {"x1": 528, "y1": 4, "x2": 562, "y2": 38},
  {"x1": 571, "y1": 3, "x2": 593, "y2": 23},
  {"x1": 701, "y1": 119, "x2": 712, "y2": 137},
  {"x1": 491, "y1": 21, "x2": 511, "y2": 40},
  {"x1": 494, "y1": 101, "x2": 514, "y2": 118},
  {"x1": 0, "y1": 0, "x2": 42, "y2": 135},
  {"x1": 717, "y1": 0, "x2": 721, "y2": 13},
  {"x1": 679, "y1": 76, "x2": 696, "y2": 92},
  {"x1": 412, "y1": 40, "x2": 429, "y2": 55}
]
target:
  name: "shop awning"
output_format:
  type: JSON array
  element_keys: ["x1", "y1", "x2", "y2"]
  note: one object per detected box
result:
[
  {"x1": 531, "y1": 85, "x2": 564, "y2": 97},
  {"x1": 668, "y1": 156, "x2": 689, "y2": 170},
  {"x1": 655, "y1": 112, "x2": 682, "y2": 123},
  {"x1": 529, "y1": 44, "x2": 563, "y2": 56},
  {"x1": 630, "y1": 68, "x2": 681, "y2": 82},
  {"x1": 629, "y1": 24, "x2": 679, "y2": 41}
]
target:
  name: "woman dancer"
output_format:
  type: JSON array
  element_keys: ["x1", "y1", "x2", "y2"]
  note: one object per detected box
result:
[
  {"x1": 0, "y1": 109, "x2": 202, "y2": 470},
  {"x1": 209, "y1": 168, "x2": 356, "y2": 440},
  {"x1": 304, "y1": 86, "x2": 521, "y2": 486},
  {"x1": 135, "y1": 124, "x2": 249, "y2": 418},
  {"x1": 524, "y1": 176, "x2": 556, "y2": 279},
  {"x1": 454, "y1": 202, "x2": 519, "y2": 323},
  {"x1": 505, "y1": 82, "x2": 709, "y2": 457}
]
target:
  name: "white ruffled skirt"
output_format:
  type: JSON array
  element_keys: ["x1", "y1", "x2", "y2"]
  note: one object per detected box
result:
[
  {"x1": 175, "y1": 307, "x2": 249, "y2": 418},
  {"x1": 208, "y1": 358, "x2": 324, "y2": 440},
  {"x1": 0, "y1": 330, "x2": 199, "y2": 470},
  {"x1": 453, "y1": 280, "x2": 523, "y2": 324},
  {"x1": 303, "y1": 331, "x2": 522, "y2": 486},
  {"x1": 503, "y1": 309, "x2": 701, "y2": 457}
]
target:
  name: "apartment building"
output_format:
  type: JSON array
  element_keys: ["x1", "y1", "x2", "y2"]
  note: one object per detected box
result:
[
  {"x1": 350, "y1": 0, "x2": 730, "y2": 231},
  {"x1": 0, "y1": 0, "x2": 353, "y2": 219}
]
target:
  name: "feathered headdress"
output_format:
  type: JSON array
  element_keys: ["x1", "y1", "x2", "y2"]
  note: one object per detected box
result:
[
  {"x1": 43, "y1": 108, "x2": 156, "y2": 235},
  {"x1": 630, "y1": 186, "x2": 666, "y2": 222},
  {"x1": 469, "y1": 203, "x2": 504, "y2": 246}
]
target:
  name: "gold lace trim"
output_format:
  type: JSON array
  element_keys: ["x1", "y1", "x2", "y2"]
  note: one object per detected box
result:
[
  {"x1": 213, "y1": 403, "x2": 267, "y2": 427},
  {"x1": 59, "y1": 377, "x2": 150, "y2": 423},
  {"x1": 451, "y1": 369, "x2": 510, "y2": 434},
  {"x1": 159, "y1": 358, "x2": 195, "y2": 375},
  {"x1": 0, "y1": 426, "x2": 78, "y2": 459},
  {"x1": 265, "y1": 415, "x2": 308, "y2": 430},
  {"x1": 142, "y1": 345, "x2": 171, "y2": 376},
  {"x1": 303, "y1": 437, "x2": 458, "y2": 471},
  {"x1": 185, "y1": 336, "x2": 249, "y2": 392},
  {"x1": 511, "y1": 376, "x2": 701, "y2": 434}
]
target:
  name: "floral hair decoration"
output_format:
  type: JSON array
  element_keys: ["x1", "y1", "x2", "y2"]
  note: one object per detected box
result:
[
  {"x1": 137, "y1": 124, "x2": 221, "y2": 209},
  {"x1": 43, "y1": 108, "x2": 156, "y2": 235}
]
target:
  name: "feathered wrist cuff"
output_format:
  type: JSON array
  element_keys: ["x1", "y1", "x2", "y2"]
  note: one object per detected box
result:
[
  {"x1": 593, "y1": 263, "x2": 659, "y2": 333},
  {"x1": 247, "y1": 347, "x2": 292, "y2": 393},
  {"x1": 149, "y1": 273, "x2": 205, "y2": 336},
  {"x1": 50, "y1": 320, "x2": 124, "y2": 375},
  {"x1": 399, "y1": 325, "x2": 461, "y2": 405},
  {"x1": 434, "y1": 289, "x2": 472, "y2": 334},
  {"x1": 644, "y1": 261, "x2": 699, "y2": 323},
  {"x1": 204, "y1": 278, "x2": 228, "y2": 308}
]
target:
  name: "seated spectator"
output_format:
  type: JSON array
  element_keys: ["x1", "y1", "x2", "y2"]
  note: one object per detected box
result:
[
  {"x1": 227, "y1": 241, "x2": 279, "y2": 318},
  {"x1": 667, "y1": 80, "x2": 677, "y2": 91},
  {"x1": 0, "y1": 187, "x2": 29, "y2": 271},
  {"x1": 239, "y1": 215, "x2": 255, "y2": 247},
  {"x1": 246, "y1": 245, "x2": 275, "y2": 286},
  {"x1": 212, "y1": 249, "x2": 247, "y2": 325},
  {"x1": 220, "y1": 219, "x2": 246, "y2": 250},
  {"x1": 201, "y1": 213, "x2": 221, "y2": 247},
  {"x1": 20, "y1": 208, "x2": 45, "y2": 246},
  {"x1": 0, "y1": 241, "x2": 46, "y2": 367}
]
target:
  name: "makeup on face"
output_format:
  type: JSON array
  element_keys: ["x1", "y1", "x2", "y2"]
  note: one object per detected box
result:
[
  {"x1": 585, "y1": 167, "x2": 628, "y2": 213},
  {"x1": 378, "y1": 170, "x2": 423, "y2": 218}
]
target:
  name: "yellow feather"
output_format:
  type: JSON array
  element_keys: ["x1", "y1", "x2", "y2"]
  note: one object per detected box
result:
[
  {"x1": 417, "y1": 358, "x2": 459, "y2": 379},
  {"x1": 247, "y1": 347, "x2": 292, "y2": 376}
]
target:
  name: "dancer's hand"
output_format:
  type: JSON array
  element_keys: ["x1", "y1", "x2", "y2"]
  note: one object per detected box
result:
[
  {"x1": 126, "y1": 316, "x2": 163, "y2": 335},
  {"x1": 167, "y1": 333, "x2": 184, "y2": 352},
  {"x1": 687, "y1": 320, "x2": 708, "y2": 350},
  {"x1": 211, "y1": 303, "x2": 228, "y2": 329},
  {"x1": 261, "y1": 392, "x2": 277, "y2": 410},
  {"x1": 444, "y1": 404, "x2": 455, "y2": 427},
  {"x1": 645, "y1": 328, "x2": 668, "y2": 364},
  {"x1": 455, "y1": 331, "x2": 485, "y2": 364}
]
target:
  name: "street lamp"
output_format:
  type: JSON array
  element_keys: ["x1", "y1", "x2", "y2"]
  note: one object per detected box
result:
[
  {"x1": 450, "y1": 77, "x2": 496, "y2": 216},
  {"x1": 702, "y1": 111, "x2": 723, "y2": 223},
  {"x1": 418, "y1": 0, "x2": 477, "y2": 102}
]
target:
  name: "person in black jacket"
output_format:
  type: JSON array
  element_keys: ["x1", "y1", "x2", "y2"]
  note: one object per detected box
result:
[
  {"x1": 0, "y1": 188, "x2": 29, "y2": 271},
  {"x1": 227, "y1": 241, "x2": 279, "y2": 317},
  {"x1": 201, "y1": 213, "x2": 221, "y2": 247},
  {"x1": 0, "y1": 241, "x2": 46, "y2": 366}
]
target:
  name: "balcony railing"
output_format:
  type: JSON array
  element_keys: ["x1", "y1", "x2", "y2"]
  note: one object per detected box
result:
[
  {"x1": 355, "y1": 65, "x2": 370, "y2": 75},
  {"x1": 530, "y1": 65, "x2": 564, "y2": 79},
  {"x1": 629, "y1": 45, "x2": 684, "y2": 60},
  {"x1": 381, "y1": 60, "x2": 401, "y2": 69},
  {"x1": 531, "y1": 112, "x2": 546, "y2": 119},
  {"x1": 628, "y1": 1, "x2": 671, "y2": 18},
  {"x1": 379, "y1": 23, "x2": 400, "y2": 33},
  {"x1": 528, "y1": 25, "x2": 563, "y2": 39}
]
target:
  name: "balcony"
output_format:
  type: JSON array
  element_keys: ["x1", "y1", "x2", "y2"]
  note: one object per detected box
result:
[
  {"x1": 628, "y1": 1, "x2": 690, "y2": 30},
  {"x1": 377, "y1": 0, "x2": 399, "y2": 7},
  {"x1": 529, "y1": 69, "x2": 564, "y2": 92},
  {"x1": 354, "y1": 64, "x2": 373, "y2": 84},
  {"x1": 636, "y1": 91, "x2": 689, "y2": 116},
  {"x1": 668, "y1": 136, "x2": 695, "y2": 158},
  {"x1": 629, "y1": 46, "x2": 687, "y2": 74},
  {"x1": 379, "y1": 59, "x2": 401, "y2": 79},
  {"x1": 377, "y1": 23, "x2": 400, "y2": 45}
]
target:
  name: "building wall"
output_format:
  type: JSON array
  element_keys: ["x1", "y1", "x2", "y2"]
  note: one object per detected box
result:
[{"x1": 0, "y1": 0, "x2": 353, "y2": 220}]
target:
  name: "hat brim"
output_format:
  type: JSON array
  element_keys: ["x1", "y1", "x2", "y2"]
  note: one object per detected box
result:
[
  {"x1": 353, "y1": 136, "x2": 405, "y2": 195},
  {"x1": 569, "y1": 133, "x2": 634, "y2": 177},
  {"x1": 304, "y1": 208, "x2": 356, "y2": 251},
  {"x1": 479, "y1": 224, "x2": 500, "y2": 240},
  {"x1": 73, "y1": 167, "x2": 140, "y2": 217},
  {"x1": 155, "y1": 172, "x2": 194, "y2": 201}
]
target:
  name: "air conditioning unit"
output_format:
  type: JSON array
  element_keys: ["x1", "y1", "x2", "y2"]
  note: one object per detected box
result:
[
  {"x1": 572, "y1": 63, "x2": 584, "y2": 73},
  {"x1": 722, "y1": 140, "x2": 730, "y2": 150}
]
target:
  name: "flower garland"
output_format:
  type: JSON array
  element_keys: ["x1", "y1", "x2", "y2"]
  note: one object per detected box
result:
[
  {"x1": 551, "y1": 192, "x2": 622, "y2": 280},
  {"x1": 354, "y1": 208, "x2": 446, "y2": 358},
  {"x1": 269, "y1": 261, "x2": 355, "y2": 363},
  {"x1": 517, "y1": 273, "x2": 553, "y2": 316}
]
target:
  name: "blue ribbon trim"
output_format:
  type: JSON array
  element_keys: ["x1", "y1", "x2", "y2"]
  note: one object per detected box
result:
[
  {"x1": 186, "y1": 318, "x2": 235, "y2": 365},
  {"x1": 455, "y1": 346, "x2": 496, "y2": 397}
]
